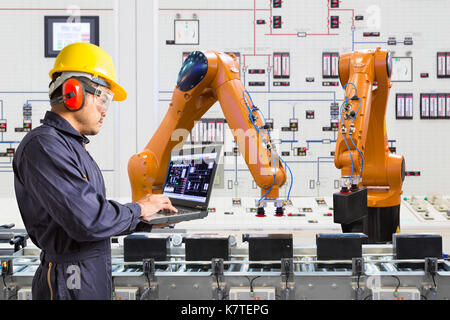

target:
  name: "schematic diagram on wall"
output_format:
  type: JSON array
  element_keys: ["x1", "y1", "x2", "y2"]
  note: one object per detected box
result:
[{"x1": 158, "y1": 0, "x2": 450, "y2": 198}]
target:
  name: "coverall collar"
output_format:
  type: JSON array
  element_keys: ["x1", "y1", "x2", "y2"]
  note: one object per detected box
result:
[{"x1": 43, "y1": 111, "x2": 90, "y2": 145}]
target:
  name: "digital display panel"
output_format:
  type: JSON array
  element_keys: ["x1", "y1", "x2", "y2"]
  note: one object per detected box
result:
[{"x1": 45, "y1": 16, "x2": 99, "y2": 57}]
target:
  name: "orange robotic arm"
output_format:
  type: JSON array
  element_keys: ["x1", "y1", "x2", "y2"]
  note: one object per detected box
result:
[
  {"x1": 334, "y1": 48, "x2": 405, "y2": 242},
  {"x1": 128, "y1": 51, "x2": 286, "y2": 204}
]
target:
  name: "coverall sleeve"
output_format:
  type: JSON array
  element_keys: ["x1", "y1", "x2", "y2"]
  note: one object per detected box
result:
[{"x1": 17, "y1": 134, "x2": 142, "y2": 242}]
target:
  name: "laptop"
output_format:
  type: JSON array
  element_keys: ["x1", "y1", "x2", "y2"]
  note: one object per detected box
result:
[{"x1": 141, "y1": 145, "x2": 221, "y2": 225}]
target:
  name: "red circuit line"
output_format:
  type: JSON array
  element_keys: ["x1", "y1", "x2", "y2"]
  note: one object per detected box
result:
[
  {"x1": 307, "y1": 33, "x2": 339, "y2": 36},
  {"x1": 265, "y1": 33, "x2": 297, "y2": 36},
  {"x1": 327, "y1": 0, "x2": 330, "y2": 34},
  {"x1": 329, "y1": 0, "x2": 356, "y2": 28},
  {"x1": 243, "y1": 54, "x2": 271, "y2": 70},
  {"x1": 266, "y1": 0, "x2": 339, "y2": 37},
  {"x1": 269, "y1": 0, "x2": 272, "y2": 34},
  {"x1": 254, "y1": 0, "x2": 256, "y2": 55},
  {"x1": 244, "y1": 0, "x2": 272, "y2": 68},
  {"x1": 159, "y1": 8, "x2": 270, "y2": 11},
  {"x1": 305, "y1": 0, "x2": 342, "y2": 36},
  {"x1": 266, "y1": 0, "x2": 277, "y2": 36},
  {"x1": 266, "y1": 31, "x2": 340, "y2": 36},
  {"x1": 0, "y1": 8, "x2": 113, "y2": 11},
  {"x1": 160, "y1": 4, "x2": 272, "y2": 67},
  {"x1": 329, "y1": 9, "x2": 355, "y2": 27}
]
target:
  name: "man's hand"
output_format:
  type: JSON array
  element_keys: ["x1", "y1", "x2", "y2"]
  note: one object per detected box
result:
[{"x1": 136, "y1": 194, "x2": 178, "y2": 222}]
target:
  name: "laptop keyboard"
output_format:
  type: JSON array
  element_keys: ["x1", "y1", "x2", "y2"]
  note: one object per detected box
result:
[
  {"x1": 159, "y1": 208, "x2": 191, "y2": 215},
  {"x1": 159, "y1": 209, "x2": 175, "y2": 215}
]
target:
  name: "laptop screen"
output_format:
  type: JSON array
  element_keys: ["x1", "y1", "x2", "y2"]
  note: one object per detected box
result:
[{"x1": 162, "y1": 148, "x2": 219, "y2": 206}]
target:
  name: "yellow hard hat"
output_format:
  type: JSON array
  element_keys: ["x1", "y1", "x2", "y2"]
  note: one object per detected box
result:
[{"x1": 49, "y1": 42, "x2": 127, "y2": 101}]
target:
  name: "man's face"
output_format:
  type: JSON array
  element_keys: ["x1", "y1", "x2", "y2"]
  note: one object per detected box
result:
[{"x1": 74, "y1": 84, "x2": 112, "y2": 136}]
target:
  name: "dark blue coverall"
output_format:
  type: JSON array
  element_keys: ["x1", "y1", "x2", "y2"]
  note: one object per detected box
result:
[{"x1": 13, "y1": 111, "x2": 149, "y2": 300}]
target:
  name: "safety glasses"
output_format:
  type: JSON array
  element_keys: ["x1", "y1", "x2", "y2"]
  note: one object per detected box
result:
[
  {"x1": 93, "y1": 87, "x2": 114, "y2": 112},
  {"x1": 84, "y1": 83, "x2": 114, "y2": 112}
]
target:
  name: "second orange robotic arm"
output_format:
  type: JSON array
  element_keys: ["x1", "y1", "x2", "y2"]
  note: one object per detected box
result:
[{"x1": 335, "y1": 47, "x2": 405, "y2": 208}]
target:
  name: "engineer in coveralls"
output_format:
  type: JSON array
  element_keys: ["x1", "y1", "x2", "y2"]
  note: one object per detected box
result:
[{"x1": 13, "y1": 42, "x2": 177, "y2": 300}]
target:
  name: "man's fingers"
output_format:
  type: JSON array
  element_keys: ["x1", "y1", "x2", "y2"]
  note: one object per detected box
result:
[{"x1": 160, "y1": 203, "x2": 178, "y2": 213}]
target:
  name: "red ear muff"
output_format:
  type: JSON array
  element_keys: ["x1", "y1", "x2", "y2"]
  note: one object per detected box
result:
[{"x1": 62, "y1": 78, "x2": 85, "y2": 111}]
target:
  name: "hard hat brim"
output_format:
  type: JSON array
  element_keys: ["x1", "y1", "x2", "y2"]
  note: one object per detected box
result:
[{"x1": 110, "y1": 80, "x2": 127, "y2": 101}]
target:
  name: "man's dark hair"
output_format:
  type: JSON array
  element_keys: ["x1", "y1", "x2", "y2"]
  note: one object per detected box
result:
[{"x1": 49, "y1": 72, "x2": 63, "y2": 101}]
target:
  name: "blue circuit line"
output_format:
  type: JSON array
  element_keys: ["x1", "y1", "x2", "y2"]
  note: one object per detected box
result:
[
  {"x1": 352, "y1": 29, "x2": 354, "y2": 51},
  {"x1": 351, "y1": 27, "x2": 405, "y2": 49},
  {"x1": 226, "y1": 158, "x2": 334, "y2": 192},
  {"x1": 0, "y1": 91, "x2": 48, "y2": 94},
  {"x1": 0, "y1": 158, "x2": 12, "y2": 165},
  {"x1": 228, "y1": 160, "x2": 334, "y2": 166},
  {"x1": 234, "y1": 150, "x2": 238, "y2": 184},
  {"x1": 306, "y1": 139, "x2": 337, "y2": 150},
  {"x1": 353, "y1": 41, "x2": 405, "y2": 45},
  {"x1": 159, "y1": 90, "x2": 338, "y2": 105},
  {"x1": 289, "y1": 158, "x2": 334, "y2": 187},
  {"x1": 317, "y1": 156, "x2": 335, "y2": 184},
  {"x1": 353, "y1": 41, "x2": 387, "y2": 44},
  {"x1": 0, "y1": 140, "x2": 13, "y2": 164},
  {"x1": 26, "y1": 99, "x2": 49, "y2": 104},
  {"x1": 279, "y1": 156, "x2": 293, "y2": 198},
  {"x1": 285, "y1": 160, "x2": 334, "y2": 164},
  {"x1": 268, "y1": 99, "x2": 337, "y2": 118},
  {"x1": 292, "y1": 105, "x2": 296, "y2": 149}
]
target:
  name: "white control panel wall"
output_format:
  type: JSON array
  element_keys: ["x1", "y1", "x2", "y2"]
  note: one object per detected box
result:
[{"x1": 157, "y1": 0, "x2": 450, "y2": 200}]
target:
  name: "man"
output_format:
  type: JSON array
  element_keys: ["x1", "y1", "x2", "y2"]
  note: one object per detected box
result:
[{"x1": 12, "y1": 42, "x2": 177, "y2": 300}]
